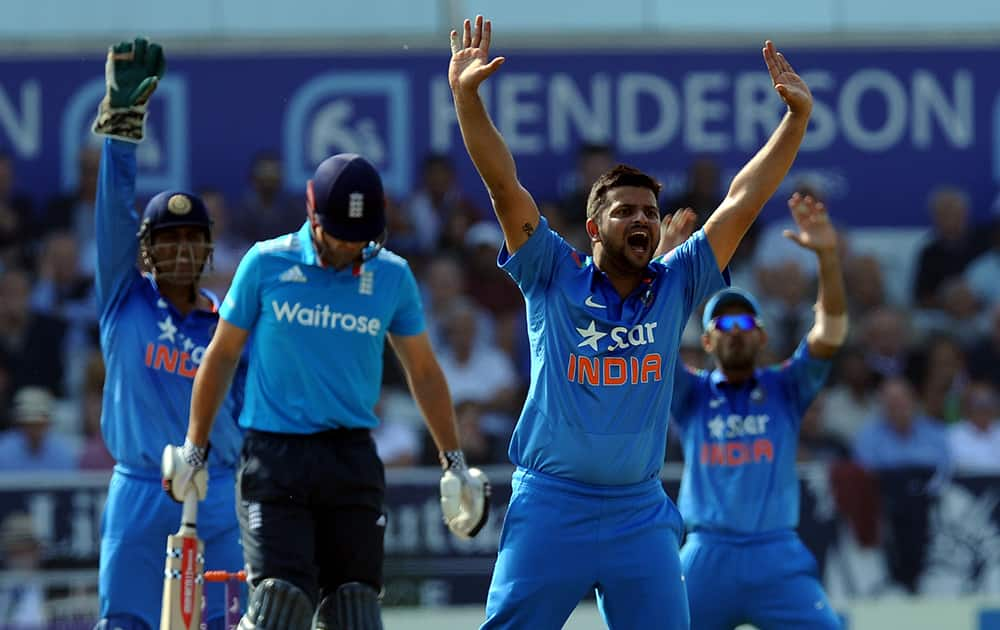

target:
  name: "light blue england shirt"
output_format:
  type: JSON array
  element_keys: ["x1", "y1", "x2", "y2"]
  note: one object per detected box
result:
[{"x1": 221, "y1": 223, "x2": 424, "y2": 433}]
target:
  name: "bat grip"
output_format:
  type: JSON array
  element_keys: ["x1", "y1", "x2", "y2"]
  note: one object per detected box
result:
[{"x1": 180, "y1": 490, "x2": 199, "y2": 532}]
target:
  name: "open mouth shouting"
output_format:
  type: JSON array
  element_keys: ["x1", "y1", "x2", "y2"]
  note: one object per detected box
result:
[{"x1": 626, "y1": 229, "x2": 651, "y2": 256}]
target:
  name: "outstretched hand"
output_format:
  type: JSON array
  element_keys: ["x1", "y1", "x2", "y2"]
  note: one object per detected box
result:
[
  {"x1": 654, "y1": 208, "x2": 697, "y2": 258},
  {"x1": 782, "y1": 193, "x2": 838, "y2": 254},
  {"x1": 763, "y1": 41, "x2": 811, "y2": 117},
  {"x1": 449, "y1": 15, "x2": 505, "y2": 93}
]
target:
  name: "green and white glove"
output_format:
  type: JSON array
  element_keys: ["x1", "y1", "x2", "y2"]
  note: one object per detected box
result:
[{"x1": 92, "y1": 37, "x2": 166, "y2": 142}]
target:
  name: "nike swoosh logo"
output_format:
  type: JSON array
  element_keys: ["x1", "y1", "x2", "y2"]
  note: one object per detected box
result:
[{"x1": 585, "y1": 296, "x2": 606, "y2": 309}]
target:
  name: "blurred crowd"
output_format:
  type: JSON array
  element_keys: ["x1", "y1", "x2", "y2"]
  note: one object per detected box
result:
[
  {"x1": 2, "y1": 143, "x2": 1000, "y2": 614},
  {"x1": 3, "y1": 144, "x2": 1000, "y2": 476}
]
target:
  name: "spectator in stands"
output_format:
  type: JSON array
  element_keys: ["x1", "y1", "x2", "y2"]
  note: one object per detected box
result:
[
  {"x1": 662, "y1": 157, "x2": 724, "y2": 228},
  {"x1": 967, "y1": 304, "x2": 1000, "y2": 387},
  {"x1": 234, "y1": 151, "x2": 300, "y2": 243},
  {"x1": 906, "y1": 334, "x2": 967, "y2": 423},
  {"x1": 437, "y1": 298, "x2": 522, "y2": 435},
  {"x1": 843, "y1": 253, "x2": 888, "y2": 320},
  {"x1": 797, "y1": 393, "x2": 851, "y2": 463},
  {"x1": 78, "y1": 351, "x2": 113, "y2": 470},
  {"x1": 823, "y1": 345, "x2": 880, "y2": 443},
  {"x1": 0, "y1": 152, "x2": 37, "y2": 272},
  {"x1": 463, "y1": 221, "x2": 522, "y2": 319},
  {"x1": 0, "y1": 268, "x2": 68, "y2": 400},
  {"x1": 754, "y1": 258, "x2": 814, "y2": 360},
  {"x1": 29, "y1": 231, "x2": 94, "y2": 322},
  {"x1": 924, "y1": 277, "x2": 988, "y2": 345},
  {"x1": 0, "y1": 512, "x2": 47, "y2": 627},
  {"x1": 372, "y1": 391, "x2": 421, "y2": 468},
  {"x1": 44, "y1": 145, "x2": 101, "y2": 275},
  {"x1": 948, "y1": 381, "x2": 1000, "y2": 474},
  {"x1": 858, "y1": 305, "x2": 910, "y2": 379},
  {"x1": 0, "y1": 387, "x2": 77, "y2": 472},
  {"x1": 421, "y1": 255, "x2": 493, "y2": 351},
  {"x1": 558, "y1": 142, "x2": 614, "y2": 223},
  {"x1": 404, "y1": 153, "x2": 483, "y2": 254},
  {"x1": 853, "y1": 377, "x2": 949, "y2": 472},
  {"x1": 962, "y1": 220, "x2": 1000, "y2": 307},
  {"x1": 384, "y1": 192, "x2": 423, "y2": 258},
  {"x1": 912, "y1": 187, "x2": 987, "y2": 309}
]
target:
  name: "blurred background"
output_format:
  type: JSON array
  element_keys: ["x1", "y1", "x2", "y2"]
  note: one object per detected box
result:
[{"x1": 1, "y1": 0, "x2": 999, "y2": 628}]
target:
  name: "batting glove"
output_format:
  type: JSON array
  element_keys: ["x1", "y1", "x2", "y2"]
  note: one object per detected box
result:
[
  {"x1": 439, "y1": 450, "x2": 490, "y2": 538},
  {"x1": 161, "y1": 439, "x2": 209, "y2": 503},
  {"x1": 92, "y1": 37, "x2": 166, "y2": 142}
]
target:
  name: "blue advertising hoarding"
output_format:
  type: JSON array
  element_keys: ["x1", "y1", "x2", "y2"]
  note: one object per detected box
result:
[{"x1": 1, "y1": 46, "x2": 998, "y2": 226}]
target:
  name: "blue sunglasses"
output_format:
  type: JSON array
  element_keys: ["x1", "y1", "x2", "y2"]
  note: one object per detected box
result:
[{"x1": 710, "y1": 314, "x2": 761, "y2": 332}]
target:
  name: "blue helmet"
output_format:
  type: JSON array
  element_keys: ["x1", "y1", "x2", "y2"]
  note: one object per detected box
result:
[
  {"x1": 137, "y1": 190, "x2": 213, "y2": 242},
  {"x1": 308, "y1": 154, "x2": 387, "y2": 260}
]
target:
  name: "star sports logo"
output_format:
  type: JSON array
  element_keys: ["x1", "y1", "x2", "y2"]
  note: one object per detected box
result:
[
  {"x1": 575, "y1": 319, "x2": 658, "y2": 352},
  {"x1": 701, "y1": 413, "x2": 775, "y2": 467},
  {"x1": 567, "y1": 319, "x2": 662, "y2": 387}
]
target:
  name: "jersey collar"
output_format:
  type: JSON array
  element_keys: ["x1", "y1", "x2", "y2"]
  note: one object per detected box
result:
[
  {"x1": 710, "y1": 368, "x2": 761, "y2": 388},
  {"x1": 296, "y1": 221, "x2": 319, "y2": 266},
  {"x1": 295, "y1": 220, "x2": 368, "y2": 276},
  {"x1": 586, "y1": 255, "x2": 661, "y2": 299}
]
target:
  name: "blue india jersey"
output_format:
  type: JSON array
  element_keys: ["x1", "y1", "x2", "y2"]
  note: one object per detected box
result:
[
  {"x1": 95, "y1": 139, "x2": 245, "y2": 470},
  {"x1": 220, "y1": 223, "x2": 424, "y2": 433},
  {"x1": 672, "y1": 338, "x2": 832, "y2": 534},
  {"x1": 499, "y1": 217, "x2": 727, "y2": 486}
]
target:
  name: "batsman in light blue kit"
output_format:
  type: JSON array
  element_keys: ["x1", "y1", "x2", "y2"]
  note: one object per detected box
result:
[
  {"x1": 92, "y1": 38, "x2": 245, "y2": 630},
  {"x1": 671, "y1": 194, "x2": 847, "y2": 630},
  {"x1": 162, "y1": 151, "x2": 489, "y2": 629},
  {"x1": 449, "y1": 15, "x2": 816, "y2": 629}
]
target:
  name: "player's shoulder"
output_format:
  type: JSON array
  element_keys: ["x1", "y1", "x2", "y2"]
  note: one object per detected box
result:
[
  {"x1": 368, "y1": 247, "x2": 415, "y2": 276},
  {"x1": 255, "y1": 233, "x2": 302, "y2": 258}
]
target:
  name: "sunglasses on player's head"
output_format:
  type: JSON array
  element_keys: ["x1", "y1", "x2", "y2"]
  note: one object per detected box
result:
[{"x1": 710, "y1": 313, "x2": 761, "y2": 333}]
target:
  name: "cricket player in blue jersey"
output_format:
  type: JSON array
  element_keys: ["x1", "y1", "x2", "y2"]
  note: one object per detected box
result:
[
  {"x1": 670, "y1": 193, "x2": 847, "y2": 629},
  {"x1": 162, "y1": 152, "x2": 489, "y2": 629},
  {"x1": 450, "y1": 15, "x2": 815, "y2": 629},
  {"x1": 91, "y1": 38, "x2": 246, "y2": 630}
]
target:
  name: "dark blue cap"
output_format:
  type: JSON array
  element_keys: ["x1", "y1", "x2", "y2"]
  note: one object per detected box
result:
[
  {"x1": 138, "y1": 191, "x2": 212, "y2": 239},
  {"x1": 702, "y1": 288, "x2": 762, "y2": 330},
  {"x1": 310, "y1": 153, "x2": 386, "y2": 243}
]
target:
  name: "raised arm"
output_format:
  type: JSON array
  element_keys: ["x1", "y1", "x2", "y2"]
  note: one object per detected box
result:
[
  {"x1": 449, "y1": 15, "x2": 539, "y2": 253},
  {"x1": 94, "y1": 140, "x2": 141, "y2": 311},
  {"x1": 92, "y1": 38, "x2": 165, "y2": 312},
  {"x1": 781, "y1": 193, "x2": 848, "y2": 359},
  {"x1": 703, "y1": 41, "x2": 812, "y2": 270}
]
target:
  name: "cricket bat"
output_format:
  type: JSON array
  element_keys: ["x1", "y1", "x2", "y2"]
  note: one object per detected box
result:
[{"x1": 159, "y1": 489, "x2": 204, "y2": 630}]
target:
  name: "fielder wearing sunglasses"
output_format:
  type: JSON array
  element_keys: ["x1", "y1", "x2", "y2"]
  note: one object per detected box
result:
[{"x1": 710, "y1": 313, "x2": 762, "y2": 333}]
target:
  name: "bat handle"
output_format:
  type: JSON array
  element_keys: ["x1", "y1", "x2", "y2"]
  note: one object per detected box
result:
[{"x1": 180, "y1": 490, "x2": 199, "y2": 534}]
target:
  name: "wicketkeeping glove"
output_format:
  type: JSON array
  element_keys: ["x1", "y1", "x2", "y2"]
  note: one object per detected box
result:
[
  {"x1": 92, "y1": 37, "x2": 166, "y2": 142},
  {"x1": 439, "y1": 450, "x2": 490, "y2": 538},
  {"x1": 161, "y1": 439, "x2": 209, "y2": 503}
]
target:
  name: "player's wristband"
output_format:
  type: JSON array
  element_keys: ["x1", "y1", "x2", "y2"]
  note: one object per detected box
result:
[
  {"x1": 181, "y1": 438, "x2": 209, "y2": 469},
  {"x1": 439, "y1": 449, "x2": 468, "y2": 472}
]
